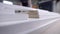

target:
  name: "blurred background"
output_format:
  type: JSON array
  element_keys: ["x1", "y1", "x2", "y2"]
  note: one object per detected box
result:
[
  {"x1": 0, "y1": 0, "x2": 60, "y2": 13},
  {"x1": 0, "y1": 1, "x2": 60, "y2": 34}
]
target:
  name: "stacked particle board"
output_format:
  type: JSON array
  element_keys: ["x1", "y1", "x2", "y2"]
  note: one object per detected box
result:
[{"x1": 28, "y1": 10, "x2": 39, "y2": 18}]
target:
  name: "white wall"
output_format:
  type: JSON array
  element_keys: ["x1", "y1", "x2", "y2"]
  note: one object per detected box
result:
[
  {"x1": 56, "y1": 1, "x2": 60, "y2": 13},
  {"x1": 53, "y1": 1, "x2": 60, "y2": 13},
  {"x1": 53, "y1": 0, "x2": 56, "y2": 12},
  {"x1": 28, "y1": 0, "x2": 32, "y2": 7}
]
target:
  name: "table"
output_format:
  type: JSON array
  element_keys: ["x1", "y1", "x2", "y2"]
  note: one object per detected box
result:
[{"x1": 0, "y1": 3, "x2": 60, "y2": 34}]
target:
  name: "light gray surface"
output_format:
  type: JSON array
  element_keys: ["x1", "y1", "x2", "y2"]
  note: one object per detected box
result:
[
  {"x1": 0, "y1": 14, "x2": 28, "y2": 22},
  {"x1": 27, "y1": 18, "x2": 60, "y2": 34},
  {"x1": 41, "y1": 18, "x2": 60, "y2": 34},
  {"x1": 0, "y1": 18, "x2": 58, "y2": 34}
]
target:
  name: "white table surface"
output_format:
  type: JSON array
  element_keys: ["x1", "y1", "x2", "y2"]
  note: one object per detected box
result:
[
  {"x1": 0, "y1": 9, "x2": 60, "y2": 26},
  {"x1": 0, "y1": 2, "x2": 60, "y2": 26},
  {"x1": 0, "y1": 3, "x2": 60, "y2": 34},
  {"x1": 0, "y1": 3, "x2": 60, "y2": 26}
]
